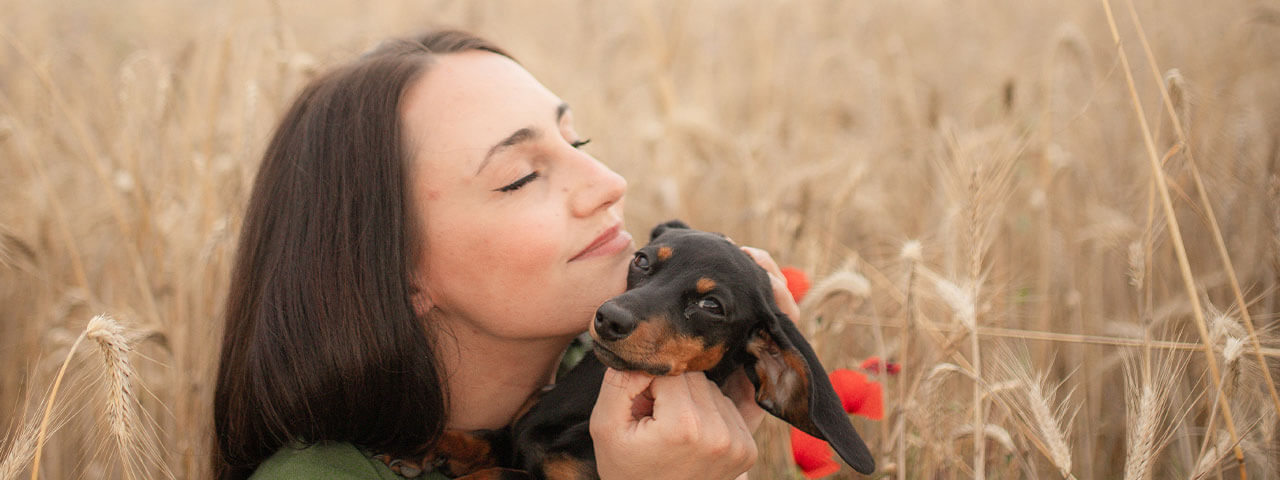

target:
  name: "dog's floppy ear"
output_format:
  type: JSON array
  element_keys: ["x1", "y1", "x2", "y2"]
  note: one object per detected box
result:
[
  {"x1": 649, "y1": 219, "x2": 691, "y2": 241},
  {"x1": 743, "y1": 311, "x2": 876, "y2": 474}
]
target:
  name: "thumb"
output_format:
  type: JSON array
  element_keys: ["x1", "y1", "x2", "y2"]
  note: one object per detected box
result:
[{"x1": 592, "y1": 368, "x2": 654, "y2": 427}]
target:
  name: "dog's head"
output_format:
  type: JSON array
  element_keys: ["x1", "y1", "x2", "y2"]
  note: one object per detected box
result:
[{"x1": 589, "y1": 219, "x2": 875, "y2": 475}]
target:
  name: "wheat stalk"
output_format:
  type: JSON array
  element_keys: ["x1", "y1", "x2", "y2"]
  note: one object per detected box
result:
[
  {"x1": 951, "y1": 424, "x2": 1015, "y2": 454},
  {"x1": 895, "y1": 240, "x2": 920, "y2": 480},
  {"x1": 29, "y1": 323, "x2": 90, "y2": 480},
  {"x1": 1098, "y1": 0, "x2": 1247, "y2": 475},
  {"x1": 27, "y1": 314, "x2": 148, "y2": 480}
]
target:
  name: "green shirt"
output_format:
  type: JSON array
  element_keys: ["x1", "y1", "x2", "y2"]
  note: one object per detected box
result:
[
  {"x1": 250, "y1": 442, "x2": 447, "y2": 480},
  {"x1": 250, "y1": 335, "x2": 594, "y2": 479}
]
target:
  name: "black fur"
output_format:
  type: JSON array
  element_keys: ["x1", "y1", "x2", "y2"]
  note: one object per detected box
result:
[{"x1": 445, "y1": 220, "x2": 874, "y2": 479}]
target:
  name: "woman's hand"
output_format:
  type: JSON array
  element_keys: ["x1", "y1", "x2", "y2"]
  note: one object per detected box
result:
[
  {"x1": 588, "y1": 246, "x2": 795, "y2": 479},
  {"x1": 590, "y1": 368, "x2": 758, "y2": 480},
  {"x1": 739, "y1": 246, "x2": 801, "y2": 321}
]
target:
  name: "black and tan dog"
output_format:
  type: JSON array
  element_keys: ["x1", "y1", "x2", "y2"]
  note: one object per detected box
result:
[{"x1": 385, "y1": 220, "x2": 875, "y2": 479}]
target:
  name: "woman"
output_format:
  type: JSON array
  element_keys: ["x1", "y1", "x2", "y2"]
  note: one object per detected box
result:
[{"x1": 212, "y1": 30, "x2": 800, "y2": 480}]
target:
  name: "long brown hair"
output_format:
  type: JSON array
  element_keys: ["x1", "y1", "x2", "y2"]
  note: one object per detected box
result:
[{"x1": 212, "y1": 31, "x2": 509, "y2": 480}]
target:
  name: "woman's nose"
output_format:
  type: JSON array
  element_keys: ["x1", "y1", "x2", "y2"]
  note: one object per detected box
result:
[{"x1": 569, "y1": 155, "x2": 627, "y2": 218}]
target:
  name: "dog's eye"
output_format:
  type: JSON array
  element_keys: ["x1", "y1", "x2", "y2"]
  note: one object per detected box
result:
[
  {"x1": 632, "y1": 252, "x2": 651, "y2": 271},
  {"x1": 697, "y1": 298, "x2": 724, "y2": 315}
]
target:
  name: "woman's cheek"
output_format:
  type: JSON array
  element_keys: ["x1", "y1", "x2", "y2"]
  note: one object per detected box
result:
[{"x1": 479, "y1": 207, "x2": 563, "y2": 280}]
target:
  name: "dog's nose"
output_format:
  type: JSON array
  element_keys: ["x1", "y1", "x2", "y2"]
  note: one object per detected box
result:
[{"x1": 593, "y1": 302, "x2": 637, "y2": 341}]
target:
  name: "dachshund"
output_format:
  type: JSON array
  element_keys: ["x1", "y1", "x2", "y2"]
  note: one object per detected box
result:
[{"x1": 380, "y1": 220, "x2": 875, "y2": 479}]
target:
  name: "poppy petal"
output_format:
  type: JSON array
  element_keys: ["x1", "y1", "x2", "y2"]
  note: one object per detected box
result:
[
  {"x1": 830, "y1": 368, "x2": 885, "y2": 420},
  {"x1": 860, "y1": 356, "x2": 902, "y2": 375},
  {"x1": 790, "y1": 427, "x2": 841, "y2": 478},
  {"x1": 780, "y1": 267, "x2": 811, "y2": 303},
  {"x1": 856, "y1": 381, "x2": 884, "y2": 420}
]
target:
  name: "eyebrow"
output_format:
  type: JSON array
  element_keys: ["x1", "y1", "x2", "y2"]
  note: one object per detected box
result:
[{"x1": 474, "y1": 102, "x2": 571, "y2": 176}]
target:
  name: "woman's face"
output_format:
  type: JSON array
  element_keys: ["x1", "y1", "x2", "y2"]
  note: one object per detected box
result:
[{"x1": 403, "y1": 51, "x2": 632, "y2": 341}]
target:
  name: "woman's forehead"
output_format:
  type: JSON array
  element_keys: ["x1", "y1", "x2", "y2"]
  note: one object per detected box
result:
[{"x1": 401, "y1": 51, "x2": 564, "y2": 171}]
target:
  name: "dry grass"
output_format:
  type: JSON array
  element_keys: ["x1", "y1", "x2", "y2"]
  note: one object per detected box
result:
[{"x1": 3, "y1": 0, "x2": 1280, "y2": 478}]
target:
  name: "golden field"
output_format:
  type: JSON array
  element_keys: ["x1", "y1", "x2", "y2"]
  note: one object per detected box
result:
[{"x1": 2, "y1": 0, "x2": 1279, "y2": 478}]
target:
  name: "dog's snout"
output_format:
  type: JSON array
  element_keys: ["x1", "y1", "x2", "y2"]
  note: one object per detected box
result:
[{"x1": 593, "y1": 302, "x2": 637, "y2": 341}]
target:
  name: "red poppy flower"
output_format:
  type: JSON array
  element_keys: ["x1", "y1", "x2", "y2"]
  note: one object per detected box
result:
[
  {"x1": 790, "y1": 427, "x2": 841, "y2": 479},
  {"x1": 789, "y1": 368, "x2": 884, "y2": 477},
  {"x1": 780, "y1": 266, "x2": 811, "y2": 303},
  {"x1": 830, "y1": 368, "x2": 883, "y2": 420},
  {"x1": 860, "y1": 356, "x2": 902, "y2": 376}
]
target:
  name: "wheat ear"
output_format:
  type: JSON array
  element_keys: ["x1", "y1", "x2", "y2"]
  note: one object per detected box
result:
[
  {"x1": 1122, "y1": 349, "x2": 1190, "y2": 480},
  {"x1": 1, "y1": 408, "x2": 42, "y2": 480},
  {"x1": 987, "y1": 347, "x2": 1076, "y2": 478},
  {"x1": 85, "y1": 314, "x2": 139, "y2": 480}
]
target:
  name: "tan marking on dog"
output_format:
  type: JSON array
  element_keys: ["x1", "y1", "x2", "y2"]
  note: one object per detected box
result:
[
  {"x1": 422, "y1": 430, "x2": 497, "y2": 476},
  {"x1": 779, "y1": 349, "x2": 812, "y2": 429},
  {"x1": 541, "y1": 452, "x2": 595, "y2": 480},
  {"x1": 613, "y1": 317, "x2": 726, "y2": 375},
  {"x1": 657, "y1": 246, "x2": 673, "y2": 261},
  {"x1": 653, "y1": 335, "x2": 727, "y2": 376},
  {"x1": 746, "y1": 334, "x2": 816, "y2": 435},
  {"x1": 682, "y1": 342, "x2": 727, "y2": 372},
  {"x1": 696, "y1": 277, "x2": 716, "y2": 294},
  {"x1": 606, "y1": 316, "x2": 672, "y2": 368},
  {"x1": 626, "y1": 315, "x2": 671, "y2": 346}
]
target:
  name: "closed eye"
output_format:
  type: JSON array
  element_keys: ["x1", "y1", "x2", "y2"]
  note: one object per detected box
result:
[{"x1": 495, "y1": 171, "x2": 539, "y2": 192}]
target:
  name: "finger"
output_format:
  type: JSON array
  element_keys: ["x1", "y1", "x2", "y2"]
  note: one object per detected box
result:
[
  {"x1": 692, "y1": 374, "x2": 737, "y2": 437},
  {"x1": 649, "y1": 372, "x2": 697, "y2": 422},
  {"x1": 592, "y1": 368, "x2": 655, "y2": 426},
  {"x1": 771, "y1": 280, "x2": 801, "y2": 319},
  {"x1": 683, "y1": 371, "x2": 720, "y2": 411},
  {"x1": 762, "y1": 266, "x2": 801, "y2": 319},
  {"x1": 740, "y1": 246, "x2": 785, "y2": 282},
  {"x1": 686, "y1": 373, "x2": 736, "y2": 443},
  {"x1": 741, "y1": 246, "x2": 801, "y2": 316}
]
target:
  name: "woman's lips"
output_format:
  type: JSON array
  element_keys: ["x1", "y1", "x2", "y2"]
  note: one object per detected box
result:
[{"x1": 570, "y1": 224, "x2": 631, "y2": 262}]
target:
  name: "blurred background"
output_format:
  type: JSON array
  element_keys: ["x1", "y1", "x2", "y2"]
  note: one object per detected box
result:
[{"x1": 2, "y1": 0, "x2": 1279, "y2": 478}]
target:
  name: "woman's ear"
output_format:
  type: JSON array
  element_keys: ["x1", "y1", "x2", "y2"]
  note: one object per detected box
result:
[{"x1": 407, "y1": 274, "x2": 435, "y2": 318}]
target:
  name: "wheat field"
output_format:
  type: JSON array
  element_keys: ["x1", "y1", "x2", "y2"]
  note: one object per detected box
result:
[{"x1": 2, "y1": 0, "x2": 1279, "y2": 478}]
